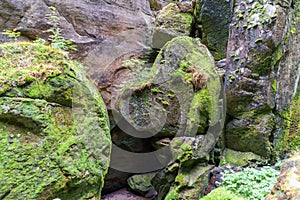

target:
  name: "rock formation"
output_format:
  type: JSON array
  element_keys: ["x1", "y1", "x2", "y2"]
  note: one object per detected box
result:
[{"x1": 0, "y1": 42, "x2": 111, "y2": 199}]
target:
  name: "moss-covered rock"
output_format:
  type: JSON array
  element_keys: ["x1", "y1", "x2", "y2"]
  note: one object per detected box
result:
[
  {"x1": 152, "y1": 3, "x2": 194, "y2": 49},
  {"x1": 225, "y1": 112, "x2": 274, "y2": 157},
  {"x1": 220, "y1": 148, "x2": 265, "y2": 166},
  {"x1": 274, "y1": 92, "x2": 300, "y2": 153},
  {"x1": 225, "y1": 0, "x2": 299, "y2": 159},
  {"x1": 165, "y1": 164, "x2": 213, "y2": 200},
  {"x1": 0, "y1": 42, "x2": 111, "y2": 199},
  {"x1": 127, "y1": 172, "x2": 157, "y2": 197},
  {"x1": 200, "y1": 187, "x2": 246, "y2": 200},
  {"x1": 99, "y1": 36, "x2": 224, "y2": 199}
]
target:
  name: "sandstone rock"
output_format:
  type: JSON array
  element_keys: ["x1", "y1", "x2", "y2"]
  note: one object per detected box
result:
[
  {"x1": 266, "y1": 151, "x2": 300, "y2": 200},
  {"x1": 0, "y1": 0, "x2": 154, "y2": 82},
  {"x1": 152, "y1": 3, "x2": 194, "y2": 49},
  {"x1": 226, "y1": 113, "x2": 274, "y2": 157},
  {"x1": 105, "y1": 37, "x2": 224, "y2": 157},
  {"x1": 195, "y1": 0, "x2": 232, "y2": 60},
  {"x1": 224, "y1": 0, "x2": 299, "y2": 158},
  {"x1": 220, "y1": 148, "x2": 265, "y2": 166},
  {"x1": 0, "y1": 42, "x2": 111, "y2": 199}
]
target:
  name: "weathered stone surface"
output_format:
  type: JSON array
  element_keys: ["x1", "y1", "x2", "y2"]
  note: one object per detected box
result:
[
  {"x1": 265, "y1": 151, "x2": 300, "y2": 200},
  {"x1": 224, "y1": 0, "x2": 299, "y2": 158},
  {"x1": 152, "y1": 3, "x2": 194, "y2": 49},
  {"x1": 127, "y1": 172, "x2": 157, "y2": 197},
  {"x1": 0, "y1": 42, "x2": 111, "y2": 199},
  {"x1": 0, "y1": 0, "x2": 154, "y2": 82},
  {"x1": 220, "y1": 148, "x2": 265, "y2": 166},
  {"x1": 226, "y1": 113, "x2": 274, "y2": 157},
  {"x1": 165, "y1": 164, "x2": 213, "y2": 200},
  {"x1": 195, "y1": 0, "x2": 232, "y2": 60}
]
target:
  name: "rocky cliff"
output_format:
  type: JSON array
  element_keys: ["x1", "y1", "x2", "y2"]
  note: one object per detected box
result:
[{"x1": 0, "y1": 0, "x2": 299, "y2": 199}]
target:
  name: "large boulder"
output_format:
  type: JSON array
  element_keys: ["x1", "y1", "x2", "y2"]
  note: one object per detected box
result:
[
  {"x1": 99, "y1": 36, "x2": 224, "y2": 199},
  {"x1": 0, "y1": 42, "x2": 111, "y2": 199}
]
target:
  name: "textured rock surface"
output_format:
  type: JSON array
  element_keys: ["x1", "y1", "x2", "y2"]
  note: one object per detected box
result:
[
  {"x1": 225, "y1": 0, "x2": 299, "y2": 158},
  {"x1": 152, "y1": 2, "x2": 194, "y2": 49},
  {"x1": 0, "y1": 0, "x2": 154, "y2": 82},
  {"x1": 195, "y1": 0, "x2": 232, "y2": 60},
  {"x1": 220, "y1": 148, "x2": 265, "y2": 166},
  {"x1": 0, "y1": 42, "x2": 111, "y2": 199},
  {"x1": 127, "y1": 172, "x2": 157, "y2": 197},
  {"x1": 265, "y1": 151, "x2": 300, "y2": 200},
  {"x1": 165, "y1": 164, "x2": 213, "y2": 200},
  {"x1": 100, "y1": 36, "x2": 224, "y2": 199}
]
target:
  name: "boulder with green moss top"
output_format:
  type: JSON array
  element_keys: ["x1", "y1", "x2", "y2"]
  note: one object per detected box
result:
[
  {"x1": 0, "y1": 42, "x2": 111, "y2": 199},
  {"x1": 265, "y1": 151, "x2": 300, "y2": 200},
  {"x1": 220, "y1": 148, "x2": 265, "y2": 166},
  {"x1": 113, "y1": 36, "x2": 223, "y2": 141},
  {"x1": 127, "y1": 172, "x2": 157, "y2": 197},
  {"x1": 100, "y1": 36, "x2": 223, "y2": 149},
  {"x1": 103, "y1": 36, "x2": 224, "y2": 199},
  {"x1": 152, "y1": 3, "x2": 194, "y2": 49}
]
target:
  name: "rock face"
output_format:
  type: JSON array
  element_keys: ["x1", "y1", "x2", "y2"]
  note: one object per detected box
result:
[
  {"x1": 0, "y1": 0, "x2": 153, "y2": 82},
  {"x1": 266, "y1": 151, "x2": 300, "y2": 200},
  {"x1": 225, "y1": 0, "x2": 300, "y2": 158},
  {"x1": 0, "y1": 42, "x2": 111, "y2": 199},
  {"x1": 195, "y1": 0, "x2": 232, "y2": 60}
]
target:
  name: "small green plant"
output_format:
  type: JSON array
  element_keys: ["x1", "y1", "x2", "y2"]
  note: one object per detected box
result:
[
  {"x1": 2, "y1": 29, "x2": 21, "y2": 41},
  {"x1": 219, "y1": 166, "x2": 279, "y2": 200},
  {"x1": 43, "y1": 6, "x2": 76, "y2": 52}
]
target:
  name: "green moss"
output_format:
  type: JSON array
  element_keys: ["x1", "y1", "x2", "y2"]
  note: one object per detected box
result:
[
  {"x1": 290, "y1": 27, "x2": 296, "y2": 34},
  {"x1": 220, "y1": 148, "x2": 264, "y2": 166},
  {"x1": 165, "y1": 188, "x2": 179, "y2": 200},
  {"x1": 281, "y1": 92, "x2": 300, "y2": 151},
  {"x1": 0, "y1": 42, "x2": 111, "y2": 199},
  {"x1": 177, "y1": 143, "x2": 193, "y2": 163},
  {"x1": 151, "y1": 87, "x2": 163, "y2": 94},
  {"x1": 272, "y1": 79, "x2": 277, "y2": 93},
  {"x1": 155, "y1": 3, "x2": 193, "y2": 35},
  {"x1": 162, "y1": 100, "x2": 169, "y2": 106},
  {"x1": 200, "y1": 187, "x2": 246, "y2": 200}
]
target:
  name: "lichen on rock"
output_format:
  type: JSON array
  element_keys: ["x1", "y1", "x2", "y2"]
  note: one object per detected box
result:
[{"x1": 0, "y1": 42, "x2": 111, "y2": 199}]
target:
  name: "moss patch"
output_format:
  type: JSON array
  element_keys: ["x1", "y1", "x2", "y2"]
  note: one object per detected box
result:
[
  {"x1": 220, "y1": 148, "x2": 265, "y2": 166},
  {"x1": 0, "y1": 42, "x2": 111, "y2": 199},
  {"x1": 200, "y1": 187, "x2": 246, "y2": 200}
]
